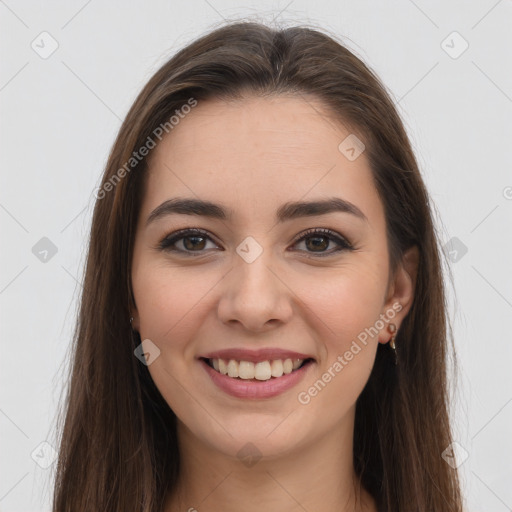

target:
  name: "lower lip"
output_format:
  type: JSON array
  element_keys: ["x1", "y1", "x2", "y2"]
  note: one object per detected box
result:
[{"x1": 199, "y1": 359, "x2": 314, "y2": 399}]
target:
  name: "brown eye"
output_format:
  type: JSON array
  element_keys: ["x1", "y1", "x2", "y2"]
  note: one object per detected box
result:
[
  {"x1": 292, "y1": 228, "x2": 352, "y2": 256},
  {"x1": 159, "y1": 229, "x2": 219, "y2": 254},
  {"x1": 182, "y1": 235, "x2": 207, "y2": 251},
  {"x1": 304, "y1": 235, "x2": 329, "y2": 252}
]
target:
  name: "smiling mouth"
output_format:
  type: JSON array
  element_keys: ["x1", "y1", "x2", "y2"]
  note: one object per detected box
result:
[{"x1": 200, "y1": 357, "x2": 315, "y2": 381}]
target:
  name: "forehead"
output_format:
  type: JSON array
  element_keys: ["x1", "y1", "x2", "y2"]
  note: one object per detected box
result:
[{"x1": 143, "y1": 94, "x2": 384, "y2": 229}]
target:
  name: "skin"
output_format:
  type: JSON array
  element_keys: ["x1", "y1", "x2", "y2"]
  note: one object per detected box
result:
[{"x1": 130, "y1": 94, "x2": 419, "y2": 512}]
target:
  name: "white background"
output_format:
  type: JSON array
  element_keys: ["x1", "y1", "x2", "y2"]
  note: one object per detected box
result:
[{"x1": 1, "y1": 1, "x2": 511, "y2": 510}]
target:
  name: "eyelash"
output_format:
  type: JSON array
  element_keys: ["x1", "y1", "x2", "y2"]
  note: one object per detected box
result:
[{"x1": 157, "y1": 227, "x2": 353, "y2": 257}]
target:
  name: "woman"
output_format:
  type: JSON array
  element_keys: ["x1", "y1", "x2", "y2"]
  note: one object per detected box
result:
[{"x1": 52, "y1": 21, "x2": 464, "y2": 511}]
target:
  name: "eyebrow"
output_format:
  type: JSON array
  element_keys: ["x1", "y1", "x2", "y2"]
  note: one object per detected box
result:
[{"x1": 146, "y1": 196, "x2": 368, "y2": 226}]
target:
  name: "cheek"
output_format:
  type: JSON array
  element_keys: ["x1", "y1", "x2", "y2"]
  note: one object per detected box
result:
[
  {"x1": 297, "y1": 261, "x2": 387, "y2": 340},
  {"x1": 292, "y1": 262, "x2": 386, "y2": 401},
  {"x1": 296, "y1": 278, "x2": 380, "y2": 418},
  {"x1": 132, "y1": 263, "x2": 218, "y2": 350}
]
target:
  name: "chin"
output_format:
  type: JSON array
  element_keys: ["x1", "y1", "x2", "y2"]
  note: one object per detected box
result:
[{"x1": 181, "y1": 409, "x2": 316, "y2": 463}]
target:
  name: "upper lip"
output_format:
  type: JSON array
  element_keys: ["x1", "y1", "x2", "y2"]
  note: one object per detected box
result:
[{"x1": 199, "y1": 348, "x2": 315, "y2": 363}]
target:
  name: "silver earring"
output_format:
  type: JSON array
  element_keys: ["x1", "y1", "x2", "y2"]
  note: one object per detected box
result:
[{"x1": 388, "y1": 323, "x2": 398, "y2": 365}]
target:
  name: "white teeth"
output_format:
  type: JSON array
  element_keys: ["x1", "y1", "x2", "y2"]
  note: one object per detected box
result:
[
  {"x1": 218, "y1": 358, "x2": 228, "y2": 375},
  {"x1": 239, "y1": 361, "x2": 255, "y2": 379},
  {"x1": 227, "y1": 359, "x2": 238, "y2": 378},
  {"x1": 270, "y1": 359, "x2": 283, "y2": 377},
  {"x1": 208, "y1": 357, "x2": 307, "y2": 381},
  {"x1": 254, "y1": 361, "x2": 271, "y2": 380}
]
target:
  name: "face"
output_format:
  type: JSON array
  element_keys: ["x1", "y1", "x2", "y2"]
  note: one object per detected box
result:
[{"x1": 130, "y1": 94, "x2": 414, "y2": 459}]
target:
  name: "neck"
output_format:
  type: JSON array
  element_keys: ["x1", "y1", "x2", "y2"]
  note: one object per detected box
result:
[{"x1": 164, "y1": 410, "x2": 377, "y2": 512}]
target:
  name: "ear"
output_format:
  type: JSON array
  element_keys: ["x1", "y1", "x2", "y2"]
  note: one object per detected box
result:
[{"x1": 379, "y1": 245, "x2": 419, "y2": 343}]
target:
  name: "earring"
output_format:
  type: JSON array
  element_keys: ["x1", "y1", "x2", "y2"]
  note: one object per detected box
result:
[{"x1": 388, "y1": 323, "x2": 398, "y2": 365}]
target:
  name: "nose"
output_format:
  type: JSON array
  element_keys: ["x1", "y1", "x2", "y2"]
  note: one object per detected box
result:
[{"x1": 217, "y1": 250, "x2": 294, "y2": 333}]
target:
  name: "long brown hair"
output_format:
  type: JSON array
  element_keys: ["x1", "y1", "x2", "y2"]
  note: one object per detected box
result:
[{"x1": 51, "y1": 20, "x2": 463, "y2": 511}]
